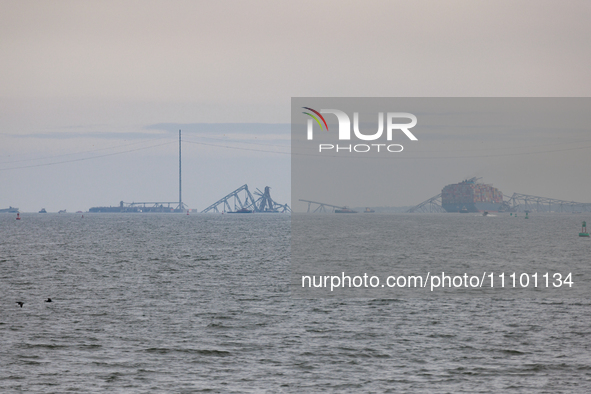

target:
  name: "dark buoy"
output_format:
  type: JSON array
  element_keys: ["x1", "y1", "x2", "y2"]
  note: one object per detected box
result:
[
  {"x1": 16, "y1": 212, "x2": 20, "y2": 220},
  {"x1": 580, "y1": 221, "x2": 590, "y2": 237},
  {"x1": 525, "y1": 212, "x2": 529, "y2": 219},
  {"x1": 45, "y1": 298, "x2": 52, "y2": 302},
  {"x1": 16, "y1": 302, "x2": 24, "y2": 308}
]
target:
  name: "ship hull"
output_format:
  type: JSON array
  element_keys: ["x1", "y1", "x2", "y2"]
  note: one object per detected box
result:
[
  {"x1": 441, "y1": 178, "x2": 504, "y2": 213},
  {"x1": 442, "y1": 202, "x2": 502, "y2": 213}
]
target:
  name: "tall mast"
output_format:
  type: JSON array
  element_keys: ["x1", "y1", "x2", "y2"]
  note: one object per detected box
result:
[{"x1": 179, "y1": 129, "x2": 182, "y2": 210}]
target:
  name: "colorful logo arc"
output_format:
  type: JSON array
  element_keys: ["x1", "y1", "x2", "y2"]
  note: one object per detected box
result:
[{"x1": 302, "y1": 107, "x2": 328, "y2": 131}]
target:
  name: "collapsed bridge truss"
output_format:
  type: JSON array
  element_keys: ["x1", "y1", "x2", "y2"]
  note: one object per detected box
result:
[
  {"x1": 506, "y1": 193, "x2": 591, "y2": 213},
  {"x1": 201, "y1": 184, "x2": 291, "y2": 213},
  {"x1": 405, "y1": 193, "x2": 447, "y2": 213},
  {"x1": 406, "y1": 191, "x2": 591, "y2": 213}
]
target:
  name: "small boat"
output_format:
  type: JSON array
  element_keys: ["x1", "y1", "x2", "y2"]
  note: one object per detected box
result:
[
  {"x1": 39, "y1": 208, "x2": 47, "y2": 213},
  {"x1": 459, "y1": 206, "x2": 468, "y2": 213},
  {"x1": 482, "y1": 211, "x2": 489, "y2": 216},
  {"x1": 229, "y1": 208, "x2": 253, "y2": 213},
  {"x1": 335, "y1": 207, "x2": 357, "y2": 213},
  {"x1": 58, "y1": 210, "x2": 66, "y2": 214},
  {"x1": 364, "y1": 208, "x2": 375, "y2": 213}
]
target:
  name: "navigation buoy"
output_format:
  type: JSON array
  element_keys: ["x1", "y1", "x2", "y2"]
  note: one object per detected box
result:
[
  {"x1": 525, "y1": 212, "x2": 529, "y2": 219},
  {"x1": 510, "y1": 213, "x2": 513, "y2": 216},
  {"x1": 580, "y1": 221, "x2": 590, "y2": 237},
  {"x1": 187, "y1": 210, "x2": 189, "y2": 215},
  {"x1": 16, "y1": 212, "x2": 20, "y2": 220}
]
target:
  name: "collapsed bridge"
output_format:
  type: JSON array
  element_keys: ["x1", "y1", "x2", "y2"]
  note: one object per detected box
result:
[
  {"x1": 407, "y1": 191, "x2": 591, "y2": 213},
  {"x1": 407, "y1": 180, "x2": 591, "y2": 214},
  {"x1": 505, "y1": 193, "x2": 591, "y2": 213},
  {"x1": 201, "y1": 184, "x2": 291, "y2": 213}
]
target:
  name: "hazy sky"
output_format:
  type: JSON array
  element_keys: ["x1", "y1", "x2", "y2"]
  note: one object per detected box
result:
[
  {"x1": 1, "y1": 1, "x2": 590, "y2": 212},
  {"x1": 291, "y1": 98, "x2": 591, "y2": 212}
]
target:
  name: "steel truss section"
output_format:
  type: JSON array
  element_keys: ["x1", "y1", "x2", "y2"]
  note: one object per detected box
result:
[
  {"x1": 298, "y1": 199, "x2": 349, "y2": 213},
  {"x1": 254, "y1": 186, "x2": 291, "y2": 213},
  {"x1": 406, "y1": 193, "x2": 447, "y2": 213},
  {"x1": 201, "y1": 184, "x2": 291, "y2": 213},
  {"x1": 506, "y1": 193, "x2": 591, "y2": 213}
]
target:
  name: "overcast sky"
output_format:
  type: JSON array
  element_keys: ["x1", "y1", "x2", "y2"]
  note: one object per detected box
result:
[{"x1": 1, "y1": 1, "x2": 590, "y2": 212}]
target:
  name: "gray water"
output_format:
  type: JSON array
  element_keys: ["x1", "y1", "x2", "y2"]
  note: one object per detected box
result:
[
  {"x1": 1, "y1": 213, "x2": 591, "y2": 392},
  {"x1": 292, "y1": 213, "x2": 591, "y2": 298}
]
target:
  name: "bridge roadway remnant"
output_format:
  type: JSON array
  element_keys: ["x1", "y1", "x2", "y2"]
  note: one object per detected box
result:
[{"x1": 298, "y1": 199, "x2": 352, "y2": 213}]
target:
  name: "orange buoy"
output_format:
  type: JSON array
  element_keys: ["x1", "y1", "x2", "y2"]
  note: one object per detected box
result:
[{"x1": 16, "y1": 212, "x2": 20, "y2": 220}]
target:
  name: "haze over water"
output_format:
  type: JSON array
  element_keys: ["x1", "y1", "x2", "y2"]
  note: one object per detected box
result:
[{"x1": 2, "y1": 213, "x2": 590, "y2": 392}]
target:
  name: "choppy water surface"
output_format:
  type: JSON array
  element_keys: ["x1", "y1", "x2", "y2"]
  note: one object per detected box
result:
[{"x1": 1, "y1": 213, "x2": 590, "y2": 392}]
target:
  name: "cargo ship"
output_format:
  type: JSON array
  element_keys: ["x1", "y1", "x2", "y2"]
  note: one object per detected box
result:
[
  {"x1": 441, "y1": 179, "x2": 503, "y2": 213},
  {"x1": 89, "y1": 201, "x2": 181, "y2": 213}
]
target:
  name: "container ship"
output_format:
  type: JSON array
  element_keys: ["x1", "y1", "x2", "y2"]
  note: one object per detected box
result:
[{"x1": 441, "y1": 179, "x2": 503, "y2": 213}]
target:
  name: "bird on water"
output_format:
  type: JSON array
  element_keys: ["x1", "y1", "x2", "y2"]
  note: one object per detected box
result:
[
  {"x1": 16, "y1": 302, "x2": 24, "y2": 308},
  {"x1": 45, "y1": 298, "x2": 52, "y2": 302}
]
